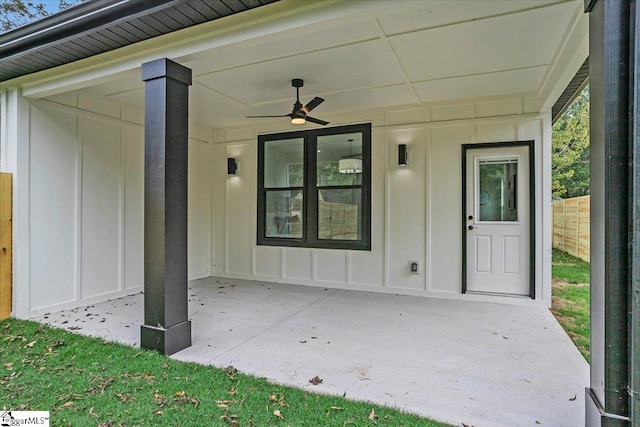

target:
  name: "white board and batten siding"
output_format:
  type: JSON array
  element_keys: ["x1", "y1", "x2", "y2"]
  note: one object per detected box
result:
[
  {"x1": 211, "y1": 99, "x2": 551, "y2": 306},
  {"x1": 19, "y1": 94, "x2": 551, "y2": 318},
  {"x1": 25, "y1": 94, "x2": 211, "y2": 317}
]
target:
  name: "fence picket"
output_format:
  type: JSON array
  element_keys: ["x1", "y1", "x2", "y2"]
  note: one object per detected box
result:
[{"x1": 552, "y1": 195, "x2": 590, "y2": 262}]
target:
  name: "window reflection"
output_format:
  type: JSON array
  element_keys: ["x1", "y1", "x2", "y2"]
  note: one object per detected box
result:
[{"x1": 478, "y1": 159, "x2": 518, "y2": 222}]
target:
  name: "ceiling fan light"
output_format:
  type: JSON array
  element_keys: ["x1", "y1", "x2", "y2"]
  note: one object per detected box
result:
[
  {"x1": 291, "y1": 116, "x2": 306, "y2": 125},
  {"x1": 339, "y1": 158, "x2": 362, "y2": 174}
]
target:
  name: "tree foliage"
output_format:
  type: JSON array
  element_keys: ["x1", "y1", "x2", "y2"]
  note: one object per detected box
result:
[
  {"x1": 552, "y1": 85, "x2": 590, "y2": 198},
  {"x1": 0, "y1": 0, "x2": 76, "y2": 33}
]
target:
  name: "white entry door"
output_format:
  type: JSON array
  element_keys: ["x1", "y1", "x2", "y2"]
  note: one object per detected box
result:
[{"x1": 465, "y1": 145, "x2": 531, "y2": 296}]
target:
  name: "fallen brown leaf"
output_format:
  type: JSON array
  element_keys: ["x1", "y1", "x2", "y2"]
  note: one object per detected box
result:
[
  {"x1": 220, "y1": 414, "x2": 239, "y2": 427},
  {"x1": 273, "y1": 409, "x2": 284, "y2": 419},
  {"x1": 225, "y1": 365, "x2": 239, "y2": 380},
  {"x1": 309, "y1": 376, "x2": 323, "y2": 385},
  {"x1": 368, "y1": 408, "x2": 375, "y2": 420},
  {"x1": 216, "y1": 399, "x2": 234, "y2": 409},
  {"x1": 153, "y1": 391, "x2": 167, "y2": 407}
]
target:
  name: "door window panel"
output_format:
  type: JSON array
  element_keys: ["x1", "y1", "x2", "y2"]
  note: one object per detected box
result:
[{"x1": 477, "y1": 159, "x2": 518, "y2": 222}]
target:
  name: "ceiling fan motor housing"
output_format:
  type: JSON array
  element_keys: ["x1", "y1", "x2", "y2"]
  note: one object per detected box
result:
[{"x1": 245, "y1": 77, "x2": 329, "y2": 125}]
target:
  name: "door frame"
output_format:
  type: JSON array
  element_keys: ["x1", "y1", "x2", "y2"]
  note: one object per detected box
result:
[{"x1": 461, "y1": 141, "x2": 536, "y2": 299}]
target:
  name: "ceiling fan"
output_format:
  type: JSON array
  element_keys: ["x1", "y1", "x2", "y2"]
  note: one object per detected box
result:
[{"x1": 246, "y1": 78, "x2": 329, "y2": 126}]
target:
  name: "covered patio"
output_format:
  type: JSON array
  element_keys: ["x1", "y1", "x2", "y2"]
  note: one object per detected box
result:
[
  {"x1": 36, "y1": 277, "x2": 589, "y2": 427},
  {"x1": 8, "y1": 0, "x2": 632, "y2": 424}
]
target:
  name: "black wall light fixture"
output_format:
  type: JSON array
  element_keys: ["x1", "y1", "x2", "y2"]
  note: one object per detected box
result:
[
  {"x1": 227, "y1": 157, "x2": 237, "y2": 175},
  {"x1": 398, "y1": 144, "x2": 408, "y2": 166}
]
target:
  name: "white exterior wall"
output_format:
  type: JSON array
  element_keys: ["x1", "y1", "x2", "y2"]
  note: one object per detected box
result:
[
  {"x1": 210, "y1": 99, "x2": 552, "y2": 306},
  {"x1": 17, "y1": 93, "x2": 210, "y2": 317},
  {"x1": 3, "y1": 90, "x2": 552, "y2": 318}
]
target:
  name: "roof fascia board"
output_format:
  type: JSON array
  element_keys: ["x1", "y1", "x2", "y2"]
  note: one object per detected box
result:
[
  {"x1": 553, "y1": 73, "x2": 589, "y2": 122},
  {"x1": 16, "y1": 0, "x2": 392, "y2": 98},
  {"x1": 1, "y1": 0, "x2": 182, "y2": 60}
]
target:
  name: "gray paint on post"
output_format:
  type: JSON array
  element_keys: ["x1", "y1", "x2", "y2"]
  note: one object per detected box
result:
[{"x1": 140, "y1": 58, "x2": 192, "y2": 356}]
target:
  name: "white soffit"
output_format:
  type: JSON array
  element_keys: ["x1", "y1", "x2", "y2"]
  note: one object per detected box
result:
[
  {"x1": 182, "y1": 20, "x2": 381, "y2": 76},
  {"x1": 72, "y1": 0, "x2": 584, "y2": 128},
  {"x1": 102, "y1": 84, "x2": 245, "y2": 113},
  {"x1": 413, "y1": 66, "x2": 547, "y2": 103},
  {"x1": 377, "y1": 0, "x2": 565, "y2": 35},
  {"x1": 85, "y1": 69, "x2": 142, "y2": 96},
  {"x1": 196, "y1": 83, "x2": 420, "y2": 123},
  {"x1": 387, "y1": 1, "x2": 577, "y2": 82},
  {"x1": 195, "y1": 39, "x2": 408, "y2": 105}
]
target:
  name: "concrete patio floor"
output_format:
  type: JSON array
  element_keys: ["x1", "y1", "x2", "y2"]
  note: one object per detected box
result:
[{"x1": 35, "y1": 277, "x2": 588, "y2": 427}]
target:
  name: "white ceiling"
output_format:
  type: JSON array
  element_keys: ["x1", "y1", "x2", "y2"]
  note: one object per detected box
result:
[{"x1": 82, "y1": 0, "x2": 583, "y2": 129}]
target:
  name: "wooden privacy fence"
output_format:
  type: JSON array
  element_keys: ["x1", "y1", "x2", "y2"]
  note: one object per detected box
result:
[
  {"x1": 0, "y1": 173, "x2": 11, "y2": 320},
  {"x1": 553, "y1": 195, "x2": 590, "y2": 262}
]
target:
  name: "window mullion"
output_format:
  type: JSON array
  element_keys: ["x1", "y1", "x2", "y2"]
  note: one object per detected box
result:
[
  {"x1": 257, "y1": 123, "x2": 371, "y2": 250},
  {"x1": 305, "y1": 132, "x2": 318, "y2": 244}
]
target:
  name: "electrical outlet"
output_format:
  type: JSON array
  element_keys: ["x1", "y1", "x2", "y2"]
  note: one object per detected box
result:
[{"x1": 409, "y1": 260, "x2": 420, "y2": 274}]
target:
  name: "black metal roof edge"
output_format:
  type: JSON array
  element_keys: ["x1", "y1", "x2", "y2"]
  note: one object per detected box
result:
[
  {"x1": 584, "y1": 0, "x2": 597, "y2": 13},
  {"x1": 551, "y1": 56, "x2": 589, "y2": 123},
  {"x1": 0, "y1": 0, "x2": 182, "y2": 59},
  {"x1": 0, "y1": 0, "x2": 280, "y2": 83}
]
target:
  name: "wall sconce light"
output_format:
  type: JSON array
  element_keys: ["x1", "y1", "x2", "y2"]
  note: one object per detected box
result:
[
  {"x1": 398, "y1": 144, "x2": 408, "y2": 166},
  {"x1": 227, "y1": 157, "x2": 237, "y2": 175}
]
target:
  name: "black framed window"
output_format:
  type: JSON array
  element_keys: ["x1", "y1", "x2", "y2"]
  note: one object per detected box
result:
[{"x1": 257, "y1": 123, "x2": 371, "y2": 250}]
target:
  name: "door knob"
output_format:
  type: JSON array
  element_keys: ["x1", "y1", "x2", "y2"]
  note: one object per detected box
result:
[
  {"x1": 468, "y1": 215, "x2": 473, "y2": 220},
  {"x1": 468, "y1": 225, "x2": 474, "y2": 230}
]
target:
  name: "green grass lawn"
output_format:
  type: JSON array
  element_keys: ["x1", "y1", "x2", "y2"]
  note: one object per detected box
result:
[
  {"x1": 551, "y1": 249, "x2": 590, "y2": 284},
  {"x1": 0, "y1": 318, "x2": 450, "y2": 427},
  {"x1": 551, "y1": 249, "x2": 590, "y2": 362}
]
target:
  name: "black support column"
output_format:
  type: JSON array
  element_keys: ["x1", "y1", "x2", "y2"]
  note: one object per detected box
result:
[
  {"x1": 140, "y1": 58, "x2": 192, "y2": 355},
  {"x1": 630, "y1": 0, "x2": 640, "y2": 422},
  {"x1": 586, "y1": 0, "x2": 632, "y2": 425}
]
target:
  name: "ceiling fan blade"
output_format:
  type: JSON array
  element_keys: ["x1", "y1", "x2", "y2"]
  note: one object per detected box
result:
[
  {"x1": 245, "y1": 114, "x2": 290, "y2": 118},
  {"x1": 301, "y1": 97, "x2": 324, "y2": 114},
  {"x1": 305, "y1": 116, "x2": 329, "y2": 126}
]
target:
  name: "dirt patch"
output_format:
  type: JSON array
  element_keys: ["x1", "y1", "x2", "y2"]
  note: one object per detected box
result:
[
  {"x1": 552, "y1": 279, "x2": 589, "y2": 290},
  {"x1": 551, "y1": 304, "x2": 576, "y2": 328},
  {"x1": 551, "y1": 295, "x2": 569, "y2": 311}
]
